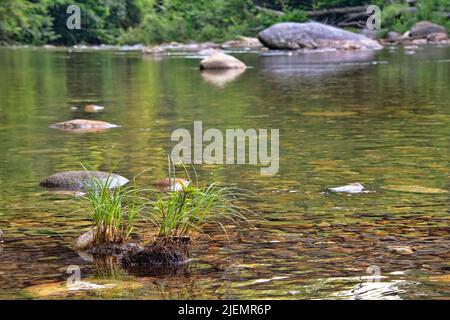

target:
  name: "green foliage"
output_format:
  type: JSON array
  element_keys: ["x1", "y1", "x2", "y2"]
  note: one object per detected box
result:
[
  {"x1": 77, "y1": 162, "x2": 250, "y2": 244},
  {"x1": 149, "y1": 182, "x2": 247, "y2": 239},
  {"x1": 0, "y1": 0, "x2": 55, "y2": 44},
  {"x1": 381, "y1": 0, "x2": 450, "y2": 34},
  {"x1": 313, "y1": 0, "x2": 368, "y2": 10},
  {"x1": 80, "y1": 172, "x2": 142, "y2": 244},
  {"x1": 1, "y1": 0, "x2": 449, "y2": 45}
]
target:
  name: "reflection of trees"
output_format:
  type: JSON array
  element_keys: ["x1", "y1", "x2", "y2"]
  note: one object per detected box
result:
[{"x1": 0, "y1": 47, "x2": 449, "y2": 195}]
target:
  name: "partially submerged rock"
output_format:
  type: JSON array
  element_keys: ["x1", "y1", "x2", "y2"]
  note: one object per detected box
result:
[
  {"x1": 154, "y1": 178, "x2": 191, "y2": 192},
  {"x1": 387, "y1": 245, "x2": 414, "y2": 255},
  {"x1": 409, "y1": 21, "x2": 447, "y2": 38},
  {"x1": 49, "y1": 119, "x2": 119, "y2": 133},
  {"x1": 221, "y1": 36, "x2": 262, "y2": 49},
  {"x1": 427, "y1": 32, "x2": 448, "y2": 42},
  {"x1": 386, "y1": 31, "x2": 401, "y2": 42},
  {"x1": 40, "y1": 171, "x2": 129, "y2": 190},
  {"x1": 74, "y1": 228, "x2": 95, "y2": 250},
  {"x1": 200, "y1": 52, "x2": 246, "y2": 70},
  {"x1": 327, "y1": 183, "x2": 366, "y2": 194},
  {"x1": 84, "y1": 104, "x2": 104, "y2": 113},
  {"x1": 258, "y1": 22, "x2": 383, "y2": 51}
]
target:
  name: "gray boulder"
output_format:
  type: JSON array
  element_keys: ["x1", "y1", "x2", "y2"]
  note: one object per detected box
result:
[
  {"x1": 409, "y1": 21, "x2": 447, "y2": 38},
  {"x1": 386, "y1": 31, "x2": 401, "y2": 42},
  {"x1": 258, "y1": 22, "x2": 383, "y2": 50},
  {"x1": 40, "y1": 171, "x2": 129, "y2": 190}
]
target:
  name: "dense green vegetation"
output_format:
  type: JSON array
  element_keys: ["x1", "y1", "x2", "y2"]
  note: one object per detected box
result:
[{"x1": 0, "y1": 0, "x2": 449, "y2": 45}]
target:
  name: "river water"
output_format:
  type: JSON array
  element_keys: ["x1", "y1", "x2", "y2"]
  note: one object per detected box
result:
[{"x1": 0, "y1": 45, "x2": 448, "y2": 299}]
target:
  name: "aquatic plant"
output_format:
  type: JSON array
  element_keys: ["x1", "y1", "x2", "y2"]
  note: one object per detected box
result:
[
  {"x1": 146, "y1": 159, "x2": 249, "y2": 241},
  {"x1": 80, "y1": 171, "x2": 143, "y2": 245},
  {"x1": 76, "y1": 160, "x2": 251, "y2": 268}
]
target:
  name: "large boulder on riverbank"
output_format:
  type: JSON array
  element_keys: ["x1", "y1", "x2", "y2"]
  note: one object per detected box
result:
[
  {"x1": 258, "y1": 22, "x2": 383, "y2": 50},
  {"x1": 49, "y1": 119, "x2": 119, "y2": 133},
  {"x1": 409, "y1": 21, "x2": 447, "y2": 38},
  {"x1": 40, "y1": 171, "x2": 129, "y2": 190},
  {"x1": 199, "y1": 52, "x2": 246, "y2": 69}
]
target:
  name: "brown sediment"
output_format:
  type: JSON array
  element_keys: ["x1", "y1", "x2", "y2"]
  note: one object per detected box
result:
[{"x1": 121, "y1": 239, "x2": 190, "y2": 267}]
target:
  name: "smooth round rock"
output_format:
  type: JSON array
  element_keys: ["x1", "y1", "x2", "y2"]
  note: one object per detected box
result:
[
  {"x1": 40, "y1": 171, "x2": 129, "y2": 190},
  {"x1": 200, "y1": 52, "x2": 246, "y2": 69}
]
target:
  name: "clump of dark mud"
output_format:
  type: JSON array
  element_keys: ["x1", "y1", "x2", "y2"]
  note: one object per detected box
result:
[
  {"x1": 121, "y1": 239, "x2": 190, "y2": 267},
  {"x1": 87, "y1": 242, "x2": 139, "y2": 256}
]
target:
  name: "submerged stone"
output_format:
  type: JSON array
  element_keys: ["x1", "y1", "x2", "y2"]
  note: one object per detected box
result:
[
  {"x1": 381, "y1": 185, "x2": 448, "y2": 194},
  {"x1": 387, "y1": 245, "x2": 414, "y2": 255},
  {"x1": 49, "y1": 119, "x2": 119, "y2": 133},
  {"x1": 40, "y1": 171, "x2": 129, "y2": 190}
]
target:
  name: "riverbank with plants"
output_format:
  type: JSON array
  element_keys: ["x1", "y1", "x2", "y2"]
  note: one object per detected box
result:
[{"x1": 1, "y1": 0, "x2": 449, "y2": 46}]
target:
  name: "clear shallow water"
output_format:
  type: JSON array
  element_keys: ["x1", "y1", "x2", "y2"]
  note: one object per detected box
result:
[{"x1": 0, "y1": 45, "x2": 448, "y2": 299}]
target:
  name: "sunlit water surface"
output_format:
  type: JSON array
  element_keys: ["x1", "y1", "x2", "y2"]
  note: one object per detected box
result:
[{"x1": 0, "y1": 45, "x2": 448, "y2": 299}]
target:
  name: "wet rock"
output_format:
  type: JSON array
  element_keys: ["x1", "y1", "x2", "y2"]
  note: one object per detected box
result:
[
  {"x1": 199, "y1": 52, "x2": 246, "y2": 70},
  {"x1": 412, "y1": 38, "x2": 427, "y2": 45},
  {"x1": 386, "y1": 31, "x2": 401, "y2": 42},
  {"x1": 74, "y1": 228, "x2": 95, "y2": 250},
  {"x1": 387, "y1": 245, "x2": 414, "y2": 255},
  {"x1": 40, "y1": 171, "x2": 129, "y2": 190},
  {"x1": 142, "y1": 46, "x2": 166, "y2": 55},
  {"x1": 143, "y1": 42, "x2": 220, "y2": 55},
  {"x1": 327, "y1": 183, "x2": 366, "y2": 194},
  {"x1": 258, "y1": 22, "x2": 383, "y2": 51},
  {"x1": 410, "y1": 21, "x2": 447, "y2": 38},
  {"x1": 360, "y1": 28, "x2": 378, "y2": 40},
  {"x1": 49, "y1": 119, "x2": 119, "y2": 133},
  {"x1": 84, "y1": 104, "x2": 104, "y2": 113},
  {"x1": 154, "y1": 178, "x2": 190, "y2": 192},
  {"x1": 427, "y1": 32, "x2": 448, "y2": 42},
  {"x1": 221, "y1": 36, "x2": 262, "y2": 49}
]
